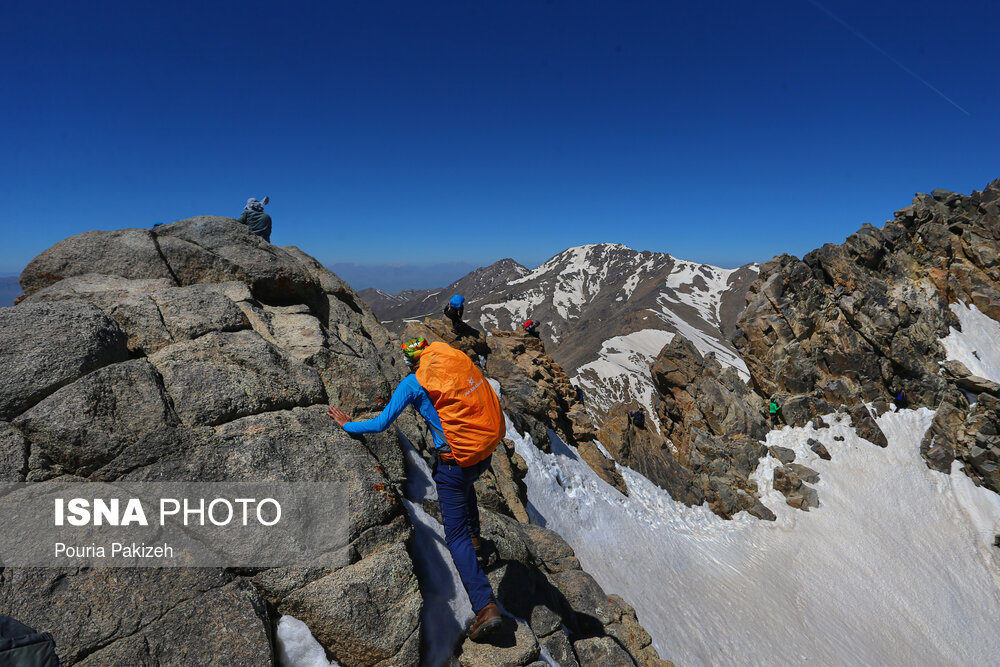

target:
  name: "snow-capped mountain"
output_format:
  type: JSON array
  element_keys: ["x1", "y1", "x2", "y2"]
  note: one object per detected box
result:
[{"x1": 361, "y1": 243, "x2": 758, "y2": 424}]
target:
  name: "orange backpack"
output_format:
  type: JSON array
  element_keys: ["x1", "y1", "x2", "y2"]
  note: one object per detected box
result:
[{"x1": 416, "y1": 342, "x2": 504, "y2": 467}]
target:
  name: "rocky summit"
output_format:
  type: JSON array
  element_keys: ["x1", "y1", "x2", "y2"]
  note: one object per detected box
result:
[
  {"x1": 734, "y1": 181, "x2": 1000, "y2": 494},
  {"x1": 0, "y1": 217, "x2": 670, "y2": 666}
]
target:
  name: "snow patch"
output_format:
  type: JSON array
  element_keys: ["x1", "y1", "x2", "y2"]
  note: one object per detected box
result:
[
  {"x1": 941, "y1": 301, "x2": 1000, "y2": 384},
  {"x1": 509, "y1": 410, "x2": 1000, "y2": 666},
  {"x1": 276, "y1": 615, "x2": 339, "y2": 667}
]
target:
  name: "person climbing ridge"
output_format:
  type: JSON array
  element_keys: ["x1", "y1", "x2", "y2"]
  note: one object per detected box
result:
[
  {"x1": 893, "y1": 387, "x2": 907, "y2": 411},
  {"x1": 523, "y1": 319, "x2": 539, "y2": 338},
  {"x1": 444, "y1": 294, "x2": 465, "y2": 324},
  {"x1": 238, "y1": 196, "x2": 272, "y2": 242},
  {"x1": 326, "y1": 337, "x2": 505, "y2": 642},
  {"x1": 627, "y1": 409, "x2": 645, "y2": 429},
  {"x1": 768, "y1": 397, "x2": 782, "y2": 428}
]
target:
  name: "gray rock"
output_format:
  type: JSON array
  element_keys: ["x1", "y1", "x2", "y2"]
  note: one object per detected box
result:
[
  {"x1": 155, "y1": 217, "x2": 327, "y2": 310},
  {"x1": 773, "y1": 465, "x2": 820, "y2": 511},
  {"x1": 0, "y1": 300, "x2": 129, "y2": 419},
  {"x1": 282, "y1": 543, "x2": 422, "y2": 667},
  {"x1": 549, "y1": 570, "x2": 616, "y2": 634},
  {"x1": 787, "y1": 485, "x2": 820, "y2": 510},
  {"x1": 21, "y1": 273, "x2": 174, "y2": 311},
  {"x1": 848, "y1": 405, "x2": 889, "y2": 448},
  {"x1": 786, "y1": 463, "x2": 820, "y2": 484},
  {"x1": 457, "y1": 617, "x2": 539, "y2": 666},
  {"x1": 572, "y1": 636, "x2": 637, "y2": 666},
  {"x1": 577, "y1": 440, "x2": 628, "y2": 496},
  {"x1": 768, "y1": 446, "x2": 796, "y2": 464},
  {"x1": 149, "y1": 330, "x2": 326, "y2": 426},
  {"x1": 15, "y1": 359, "x2": 178, "y2": 479},
  {"x1": 76, "y1": 580, "x2": 272, "y2": 667},
  {"x1": 0, "y1": 422, "x2": 28, "y2": 481},
  {"x1": 153, "y1": 283, "x2": 250, "y2": 341},
  {"x1": 540, "y1": 631, "x2": 579, "y2": 667},
  {"x1": 109, "y1": 283, "x2": 251, "y2": 355},
  {"x1": 0, "y1": 568, "x2": 259, "y2": 666},
  {"x1": 19, "y1": 229, "x2": 176, "y2": 295},
  {"x1": 808, "y1": 438, "x2": 831, "y2": 460}
]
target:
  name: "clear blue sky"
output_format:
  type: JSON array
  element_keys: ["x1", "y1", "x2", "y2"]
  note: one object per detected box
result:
[{"x1": 3, "y1": 1, "x2": 998, "y2": 282}]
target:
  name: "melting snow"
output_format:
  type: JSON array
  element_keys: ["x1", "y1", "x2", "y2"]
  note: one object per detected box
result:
[
  {"x1": 509, "y1": 410, "x2": 1000, "y2": 666},
  {"x1": 276, "y1": 615, "x2": 340, "y2": 667},
  {"x1": 940, "y1": 301, "x2": 1000, "y2": 384},
  {"x1": 660, "y1": 259, "x2": 741, "y2": 326}
]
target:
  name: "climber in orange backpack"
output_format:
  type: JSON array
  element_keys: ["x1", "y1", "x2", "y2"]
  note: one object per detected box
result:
[{"x1": 327, "y1": 337, "x2": 505, "y2": 641}]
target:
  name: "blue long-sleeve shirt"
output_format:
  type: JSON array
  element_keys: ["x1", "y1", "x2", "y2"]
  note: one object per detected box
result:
[{"x1": 342, "y1": 374, "x2": 449, "y2": 449}]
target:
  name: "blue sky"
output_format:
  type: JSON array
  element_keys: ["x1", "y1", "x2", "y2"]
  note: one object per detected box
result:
[{"x1": 3, "y1": 1, "x2": 998, "y2": 288}]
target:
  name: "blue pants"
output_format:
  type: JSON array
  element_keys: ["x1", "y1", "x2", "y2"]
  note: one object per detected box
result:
[{"x1": 433, "y1": 455, "x2": 495, "y2": 612}]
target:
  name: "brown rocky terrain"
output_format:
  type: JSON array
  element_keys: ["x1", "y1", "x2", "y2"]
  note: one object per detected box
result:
[
  {"x1": 734, "y1": 181, "x2": 1000, "y2": 494},
  {"x1": 0, "y1": 217, "x2": 669, "y2": 666}
]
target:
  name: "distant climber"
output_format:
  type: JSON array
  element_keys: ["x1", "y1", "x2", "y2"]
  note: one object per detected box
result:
[
  {"x1": 768, "y1": 398, "x2": 782, "y2": 427},
  {"x1": 327, "y1": 338, "x2": 505, "y2": 642},
  {"x1": 523, "y1": 319, "x2": 539, "y2": 338},
  {"x1": 238, "y1": 196, "x2": 272, "y2": 242},
  {"x1": 893, "y1": 388, "x2": 907, "y2": 411},
  {"x1": 444, "y1": 294, "x2": 465, "y2": 325},
  {"x1": 574, "y1": 385, "x2": 585, "y2": 405},
  {"x1": 627, "y1": 409, "x2": 645, "y2": 429}
]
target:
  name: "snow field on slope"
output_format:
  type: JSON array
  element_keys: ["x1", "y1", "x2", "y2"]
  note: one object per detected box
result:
[
  {"x1": 661, "y1": 259, "x2": 740, "y2": 325},
  {"x1": 509, "y1": 410, "x2": 1000, "y2": 666},
  {"x1": 940, "y1": 301, "x2": 1000, "y2": 384},
  {"x1": 573, "y1": 329, "x2": 675, "y2": 427}
]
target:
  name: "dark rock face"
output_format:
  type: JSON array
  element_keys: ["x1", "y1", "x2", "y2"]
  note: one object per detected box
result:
[
  {"x1": 734, "y1": 181, "x2": 1000, "y2": 492},
  {"x1": 599, "y1": 334, "x2": 772, "y2": 519},
  {"x1": 2, "y1": 217, "x2": 666, "y2": 666},
  {"x1": 652, "y1": 335, "x2": 768, "y2": 464},
  {"x1": 598, "y1": 405, "x2": 703, "y2": 505}
]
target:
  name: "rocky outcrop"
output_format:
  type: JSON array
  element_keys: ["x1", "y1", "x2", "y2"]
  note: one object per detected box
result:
[
  {"x1": 594, "y1": 334, "x2": 774, "y2": 519},
  {"x1": 734, "y1": 182, "x2": 1000, "y2": 491},
  {"x1": 597, "y1": 404, "x2": 702, "y2": 505},
  {"x1": 2, "y1": 216, "x2": 666, "y2": 666}
]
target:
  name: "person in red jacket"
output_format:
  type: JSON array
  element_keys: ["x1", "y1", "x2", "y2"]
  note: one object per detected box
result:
[{"x1": 523, "y1": 319, "x2": 539, "y2": 338}]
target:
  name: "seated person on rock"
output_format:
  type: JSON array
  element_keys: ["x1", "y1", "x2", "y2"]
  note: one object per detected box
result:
[
  {"x1": 523, "y1": 319, "x2": 539, "y2": 338},
  {"x1": 238, "y1": 196, "x2": 272, "y2": 242},
  {"x1": 327, "y1": 337, "x2": 505, "y2": 641}
]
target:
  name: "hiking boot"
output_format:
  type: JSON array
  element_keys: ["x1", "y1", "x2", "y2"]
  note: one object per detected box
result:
[{"x1": 468, "y1": 602, "x2": 502, "y2": 641}]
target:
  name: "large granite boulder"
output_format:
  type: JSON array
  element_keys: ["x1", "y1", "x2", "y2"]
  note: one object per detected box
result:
[
  {"x1": 1, "y1": 215, "x2": 667, "y2": 667},
  {"x1": 0, "y1": 300, "x2": 129, "y2": 419}
]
